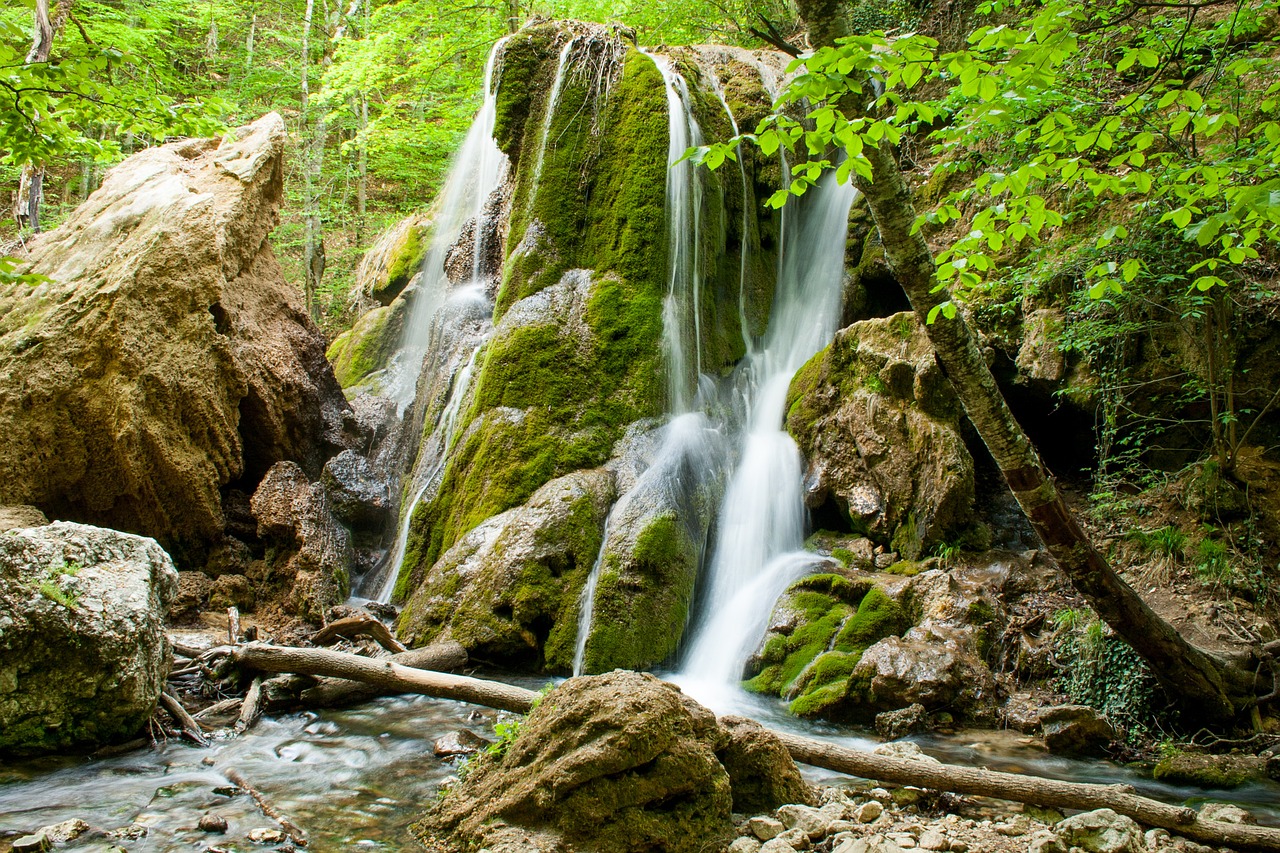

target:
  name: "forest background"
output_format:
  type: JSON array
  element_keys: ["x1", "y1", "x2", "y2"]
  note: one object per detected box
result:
[{"x1": 0, "y1": 0, "x2": 814, "y2": 337}]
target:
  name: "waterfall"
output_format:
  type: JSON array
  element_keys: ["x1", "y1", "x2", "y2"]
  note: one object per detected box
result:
[
  {"x1": 679, "y1": 170, "x2": 857, "y2": 688},
  {"x1": 358, "y1": 38, "x2": 509, "y2": 602},
  {"x1": 385, "y1": 37, "x2": 509, "y2": 411},
  {"x1": 652, "y1": 55, "x2": 706, "y2": 414},
  {"x1": 527, "y1": 38, "x2": 578, "y2": 207}
]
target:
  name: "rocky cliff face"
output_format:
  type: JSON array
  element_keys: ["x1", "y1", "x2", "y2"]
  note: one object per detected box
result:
[{"x1": 0, "y1": 114, "x2": 354, "y2": 565}]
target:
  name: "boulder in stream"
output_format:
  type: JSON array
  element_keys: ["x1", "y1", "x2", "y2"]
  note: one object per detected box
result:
[
  {"x1": 417, "y1": 671, "x2": 809, "y2": 852},
  {"x1": 0, "y1": 522, "x2": 177, "y2": 755}
]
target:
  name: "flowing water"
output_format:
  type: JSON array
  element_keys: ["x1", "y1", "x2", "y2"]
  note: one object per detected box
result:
[{"x1": 527, "y1": 38, "x2": 578, "y2": 207}]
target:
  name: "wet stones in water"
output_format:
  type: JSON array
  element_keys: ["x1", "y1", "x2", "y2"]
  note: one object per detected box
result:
[
  {"x1": 247, "y1": 827, "x2": 287, "y2": 845},
  {"x1": 875, "y1": 703, "x2": 930, "y2": 740},
  {"x1": 433, "y1": 729, "x2": 493, "y2": 758},
  {"x1": 199, "y1": 813, "x2": 229, "y2": 833},
  {"x1": 1039, "y1": 705, "x2": 1116, "y2": 757}
]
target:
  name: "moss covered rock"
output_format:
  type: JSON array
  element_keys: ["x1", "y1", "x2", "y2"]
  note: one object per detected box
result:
[
  {"x1": 0, "y1": 522, "x2": 178, "y2": 756},
  {"x1": 786, "y1": 313, "x2": 975, "y2": 557},
  {"x1": 325, "y1": 295, "x2": 408, "y2": 393},
  {"x1": 354, "y1": 210, "x2": 433, "y2": 307},
  {"x1": 415, "y1": 671, "x2": 738, "y2": 852},
  {"x1": 397, "y1": 469, "x2": 614, "y2": 671},
  {"x1": 1153, "y1": 750, "x2": 1270, "y2": 789}
]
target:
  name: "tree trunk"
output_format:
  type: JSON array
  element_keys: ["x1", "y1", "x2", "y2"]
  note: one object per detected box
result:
[
  {"x1": 300, "y1": 0, "x2": 322, "y2": 321},
  {"x1": 792, "y1": 0, "x2": 1248, "y2": 721},
  {"x1": 14, "y1": 0, "x2": 59, "y2": 232},
  {"x1": 225, "y1": 646, "x2": 1280, "y2": 852},
  {"x1": 246, "y1": 6, "x2": 256, "y2": 70}
]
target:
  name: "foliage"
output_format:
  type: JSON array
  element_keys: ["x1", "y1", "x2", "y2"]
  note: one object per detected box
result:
[{"x1": 1055, "y1": 618, "x2": 1170, "y2": 743}]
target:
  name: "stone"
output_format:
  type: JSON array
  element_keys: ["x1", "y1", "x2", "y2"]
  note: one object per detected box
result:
[
  {"x1": 1145, "y1": 829, "x2": 1172, "y2": 849},
  {"x1": 873, "y1": 741, "x2": 941, "y2": 765},
  {"x1": 0, "y1": 522, "x2": 177, "y2": 755},
  {"x1": 750, "y1": 816, "x2": 786, "y2": 841},
  {"x1": 1016, "y1": 309, "x2": 1067, "y2": 383},
  {"x1": 995, "y1": 815, "x2": 1032, "y2": 836},
  {"x1": 777, "y1": 804, "x2": 830, "y2": 839},
  {"x1": 199, "y1": 814, "x2": 229, "y2": 833},
  {"x1": 247, "y1": 827, "x2": 286, "y2": 844},
  {"x1": 172, "y1": 571, "x2": 213, "y2": 621},
  {"x1": 1197, "y1": 803, "x2": 1255, "y2": 825},
  {"x1": 1029, "y1": 829, "x2": 1066, "y2": 853},
  {"x1": 432, "y1": 729, "x2": 493, "y2": 758},
  {"x1": 321, "y1": 450, "x2": 391, "y2": 530},
  {"x1": 1154, "y1": 751, "x2": 1268, "y2": 789},
  {"x1": 0, "y1": 506, "x2": 48, "y2": 532},
  {"x1": 855, "y1": 801, "x2": 885, "y2": 823},
  {"x1": 1054, "y1": 809, "x2": 1144, "y2": 853},
  {"x1": 718, "y1": 716, "x2": 815, "y2": 813},
  {"x1": 11, "y1": 834, "x2": 50, "y2": 852},
  {"x1": 852, "y1": 634, "x2": 1000, "y2": 720},
  {"x1": 251, "y1": 462, "x2": 353, "y2": 622},
  {"x1": 36, "y1": 818, "x2": 90, "y2": 843},
  {"x1": 876, "y1": 703, "x2": 930, "y2": 740},
  {"x1": 398, "y1": 469, "x2": 615, "y2": 670},
  {"x1": 1039, "y1": 705, "x2": 1115, "y2": 756},
  {"x1": 787, "y1": 314, "x2": 975, "y2": 557},
  {"x1": 919, "y1": 830, "x2": 948, "y2": 851},
  {"x1": 0, "y1": 114, "x2": 353, "y2": 554},
  {"x1": 761, "y1": 828, "x2": 811, "y2": 851},
  {"x1": 416, "y1": 671, "x2": 735, "y2": 852},
  {"x1": 731, "y1": 838, "x2": 763, "y2": 853},
  {"x1": 209, "y1": 574, "x2": 255, "y2": 611}
]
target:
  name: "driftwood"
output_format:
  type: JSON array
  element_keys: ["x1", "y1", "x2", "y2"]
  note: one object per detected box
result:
[
  {"x1": 312, "y1": 614, "x2": 407, "y2": 653},
  {"x1": 298, "y1": 642, "x2": 468, "y2": 707},
  {"x1": 231, "y1": 643, "x2": 532, "y2": 713},
  {"x1": 193, "y1": 697, "x2": 243, "y2": 723},
  {"x1": 236, "y1": 677, "x2": 265, "y2": 734},
  {"x1": 228, "y1": 643, "x2": 1280, "y2": 852},
  {"x1": 227, "y1": 606, "x2": 241, "y2": 644},
  {"x1": 224, "y1": 767, "x2": 308, "y2": 847},
  {"x1": 158, "y1": 689, "x2": 209, "y2": 747}
]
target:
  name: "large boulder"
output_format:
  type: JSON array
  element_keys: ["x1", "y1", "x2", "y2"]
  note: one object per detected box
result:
[
  {"x1": 416, "y1": 671, "x2": 762, "y2": 852},
  {"x1": 250, "y1": 461, "x2": 353, "y2": 622},
  {"x1": 0, "y1": 114, "x2": 352, "y2": 559},
  {"x1": 397, "y1": 469, "x2": 615, "y2": 670},
  {"x1": 787, "y1": 313, "x2": 976, "y2": 558},
  {"x1": 0, "y1": 522, "x2": 177, "y2": 755}
]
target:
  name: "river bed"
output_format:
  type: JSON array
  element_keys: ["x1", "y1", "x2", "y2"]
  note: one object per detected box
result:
[{"x1": 2, "y1": 679, "x2": 1278, "y2": 852}]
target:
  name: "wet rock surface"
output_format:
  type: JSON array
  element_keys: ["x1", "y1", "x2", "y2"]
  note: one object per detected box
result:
[
  {"x1": 0, "y1": 114, "x2": 352, "y2": 555},
  {"x1": 416, "y1": 671, "x2": 743, "y2": 851},
  {"x1": 0, "y1": 522, "x2": 177, "y2": 755}
]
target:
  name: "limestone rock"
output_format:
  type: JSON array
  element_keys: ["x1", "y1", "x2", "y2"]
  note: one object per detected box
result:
[
  {"x1": 1153, "y1": 750, "x2": 1269, "y2": 789},
  {"x1": 718, "y1": 716, "x2": 815, "y2": 813},
  {"x1": 1016, "y1": 309, "x2": 1067, "y2": 383},
  {"x1": 326, "y1": 296, "x2": 410, "y2": 392},
  {"x1": 172, "y1": 571, "x2": 213, "y2": 621},
  {"x1": 1054, "y1": 809, "x2": 1144, "y2": 853},
  {"x1": 321, "y1": 450, "x2": 391, "y2": 530},
  {"x1": 354, "y1": 210, "x2": 432, "y2": 307},
  {"x1": 0, "y1": 522, "x2": 177, "y2": 755},
  {"x1": 851, "y1": 631, "x2": 1000, "y2": 721},
  {"x1": 433, "y1": 728, "x2": 493, "y2": 758},
  {"x1": 415, "y1": 671, "x2": 735, "y2": 852},
  {"x1": 750, "y1": 816, "x2": 786, "y2": 841},
  {"x1": 0, "y1": 114, "x2": 352, "y2": 554},
  {"x1": 0, "y1": 506, "x2": 48, "y2": 532},
  {"x1": 1038, "y1": 705, "x2": 1115, "y2": 756},
  {"x1": 787, "y1": 314, "x2": 975, "y2": 557},
  {"x1": 398, "y1": 469, "x2": 614, "y2": 670},
  {"x1": 875, "y1": 703, "x2": 930, "y2": 740},
  {"x1": 251, "y1": 462, "x2": 353, "y2": 621},
  {"x1": 1197, "y1": 803, "x2": 1255, "y2": 825}
]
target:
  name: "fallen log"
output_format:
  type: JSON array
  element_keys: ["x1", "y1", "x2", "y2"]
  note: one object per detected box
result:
[
  {"x1": 312, "y1": 614, "x2": 407, "y2": 653},
  {"x1": 298, "y1": 642, "x2": 469, "y2": 708},
  {"x1": 226, "y1": 644, "x2": 1280, "y2": 851},
  {"x1": 236, "y1": 677, "x2": 264, "y2": 734},
  {"x1": 158, "y1": 690, "x2": 209, "y2": 747},
  {"x1": 231, "y1": 643, "x2": 534, "y2": 714}
]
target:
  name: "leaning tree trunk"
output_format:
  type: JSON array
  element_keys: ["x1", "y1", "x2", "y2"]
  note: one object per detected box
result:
[{"x1": 793, "y1": 0, "x2": 1249, "y2": 722}]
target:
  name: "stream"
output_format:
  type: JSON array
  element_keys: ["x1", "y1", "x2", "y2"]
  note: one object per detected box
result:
[{"x1": 3, "y1": 677, "x2": 1278, "y2": 852}]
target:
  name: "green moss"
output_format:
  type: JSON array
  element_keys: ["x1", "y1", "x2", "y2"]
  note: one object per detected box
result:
[
  {"x1": 327, "y1": 304, "x2": 398, "y2": 390},
  {"x1": 833, "y1": 587, "x2": 905, "y2": 651},
  {"x1": 1153, "y1": 751, "x2": 1265, "y2": 789},
  {"x1": 785, "y1": 347, "x2": 829, "y2": 449},
  {"x1": 379, "y1": 225, "x2": 426, "y2": 303},
  {"x1": 831, "y1": 547, "x2": 855, "y2": 567},
  {"x1": 581, "y1": 514, "x2": 698, "y2": 671},
  {"x1": 788, "y1": 651, "x2": 861, "y2": 717},
  {"x1": 884, "y1": 561, "x2": 923, "y2": 576},
  {"x1": 492, "y1": 26, "x2": 558, "y2": 158}
]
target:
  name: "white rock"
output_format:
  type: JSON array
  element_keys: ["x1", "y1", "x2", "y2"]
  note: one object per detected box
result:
[
  {"x1": 856, "y1": 801, "x2": 885, "y2": 823},
  {"x1": 1198, "y1": 804, "x2": 1255, "y2": 825},
  {"x1": 730, "y1": 838, "x2": 763, "y2": 853},
  {"x1": 750, "y1": 816, "x2": 785, "y2": 841},
  {"x1": 919, "y1": 830, "x2": 948, "y2": 851},
  {"x1": 1054, "y1": 809, "x2": 1144, "y2": 853},
  {"x1": 1029, "y1": 829, "x2": 1066, "y2": 853},
  {"x1": 1145, "y1": 829, "x2": 1172, "y2": 849},
  {"x1": 778, "y1": 804, "x2": 831, "y2": 840}
]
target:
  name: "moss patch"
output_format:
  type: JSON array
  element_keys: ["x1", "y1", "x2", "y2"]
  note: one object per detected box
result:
[{"x1": 326, "y1": 303, "x2": 401, "y2": 390}]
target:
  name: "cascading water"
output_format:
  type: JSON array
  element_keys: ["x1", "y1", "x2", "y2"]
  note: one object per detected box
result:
[
  {"x1": 358, "y1": 38, "x2": 509, "y2": 602},
  {"x1": 527, "y1": 38, "x2": 578, "y2": 206},
  {"x1": 384, "y1": 37, "x2": 509, "y2": 410},
  {"x1": 679, "y1": 173, "x2": 858, "y2": 694}
]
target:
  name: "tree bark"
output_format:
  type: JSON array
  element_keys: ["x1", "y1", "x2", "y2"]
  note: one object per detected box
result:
[
  {"x1": 300, "y1": 0, "x2": 323, "y2": 321},
  {"x1": 792, "y1": 0, "x2": 1246, "y2": 722},
  {"x1": 15, "y1": 0, "x2": 64, "y2": 233},
  {"x1": 298, "y1": 642, "x2": 468, "y2": 707},
  {"x1": 230, "y1": 642, "x2": 532, "y2": 713},
  {"x1": 225, "y1": 647, "x2": 1280, "y2": 852}
]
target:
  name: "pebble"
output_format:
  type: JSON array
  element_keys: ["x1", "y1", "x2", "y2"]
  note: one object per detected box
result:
[
  {"x1": 247, "y1": 827, "x2": 286, "y2": 845},
  {"x1": 869, "y1": 788, "x2": 893, "y2": 802},
  {"x1": 948, "y1": 842, "x2": 968, "y2": 853},
  {"x1": 39, "y1": 818, "x2": 90, "y2": 843},
  {"x1": 1145, "y1": 829, "x2": 1171, "y2": 849},
  {"x1": 919, "y1": 830, "x2": 948, "y2": 850},
  {"x1": 856, "y1": 801, "x2": 885, "y2": 823},
  {"x1": 995, "y1": 815, "x2": 1032, "y2": 837},
  {"x1": 198, "y1": 813, "x2": 229, "y2": 833},
  {"x1": 778, "y1": 804, "x2": 831, "y2": 840},
  {"x1": 750, "y1": 816, "x2": 785, "y2": 841},
  {"x1": 730, "y1": 838, "x2": 762, "y2": 853},
  {"x1": 12, "y1": 834, "x2": 50, "y2": 853}
]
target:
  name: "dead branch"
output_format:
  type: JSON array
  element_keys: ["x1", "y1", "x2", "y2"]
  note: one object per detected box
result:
[
  {"x1": 224, "y1": 767, "x2": 308, "y2": 847},
  {"x1": 311, "y1": 613, "x2": 407, "y2": 653},
  {"x1": 298, "y1": 641, "x2": 468, "y2": 707},
  {"x1": 236, "y1": 677, "x2": 264, "y2": 734},
  {"x1": 158, "y1": 689, "x2": 209, "y2": 747}
]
